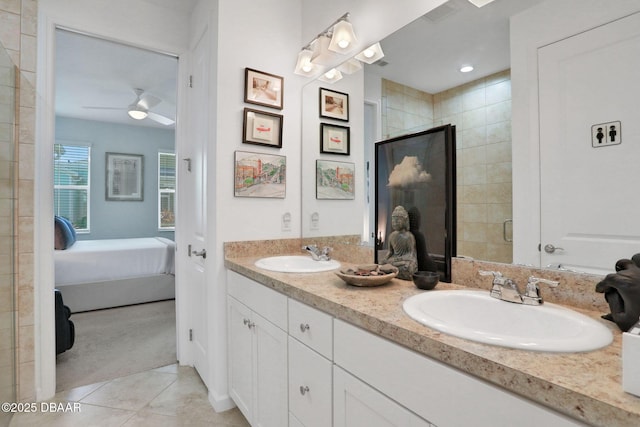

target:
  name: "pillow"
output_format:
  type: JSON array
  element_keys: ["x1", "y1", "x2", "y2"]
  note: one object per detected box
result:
[{"x1": 54, "y1": 216, "x2": 77, "y2": 250}]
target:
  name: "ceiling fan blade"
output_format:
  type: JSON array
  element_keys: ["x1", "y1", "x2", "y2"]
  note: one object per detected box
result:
[
  {"x1": 138, "y1": 93, "x2": 161, "y2": 110},
  {"x1": 147, "y1": 111, "x2": 175, "y2": 126}
]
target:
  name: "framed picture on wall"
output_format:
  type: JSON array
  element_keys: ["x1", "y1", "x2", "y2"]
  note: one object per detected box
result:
[
  {"x1": 244, "y1": 68, "x2": 284, "y2": 110},
  {"x1": 242, "y1": 108, "x2": 283, "y2": 148},
  {"x1": 105, "y1": 152, "x2": 144, "y2": 201},
  {"x1": 316, "y1": 159, "x2": 355, "y2": 200},
  {"x1": 319, "y1": 87, "x2": 349, "y2": 121},
  {"x1": 320, "y1": 123, "x2": 350, "y2": 155},
  {"x1": 234, "y1": 150, "x2": 286, "y2": 198}
]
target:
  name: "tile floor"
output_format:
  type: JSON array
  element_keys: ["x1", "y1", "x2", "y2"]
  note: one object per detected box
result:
[{"x1": 9, "y1": 364, "x2": 249, "y2": 426}]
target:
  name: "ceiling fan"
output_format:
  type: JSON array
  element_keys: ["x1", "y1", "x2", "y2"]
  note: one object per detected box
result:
[{"x1": 83, "y1": 88, "x2": 175, "y2": 126}]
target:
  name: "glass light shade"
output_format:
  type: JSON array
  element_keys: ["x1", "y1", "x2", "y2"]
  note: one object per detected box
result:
[
  {"x1": 310, "y1": 35, "x2": 335, "y2": 65},
  {"x1": 328, "y1": 20, "x2": 357, "y2": 53},
  {"x1": 294, "y1": 49, "x2": 316, "y2": 76},
  {"x1": 318, "y1": 68, "x2": 343, "y2": 84},
  {"x1": 128, "y1": 107, "x2": 148, "y2": 120},
  {"x1": 337, "y1": 58, "x2": 362, "y2": 75},
  {"x1": 354, "y1": 42, "x2": 384, "y2": 64}
]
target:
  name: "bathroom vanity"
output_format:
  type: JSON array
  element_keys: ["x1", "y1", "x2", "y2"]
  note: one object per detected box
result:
[{"x1": 225, "y1": 246, "x2": 640, "y2": 427}]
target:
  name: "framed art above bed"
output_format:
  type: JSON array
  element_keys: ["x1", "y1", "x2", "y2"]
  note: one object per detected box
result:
[{"x1": 106, "y1": 152, "x2": 144, "y2": 201}]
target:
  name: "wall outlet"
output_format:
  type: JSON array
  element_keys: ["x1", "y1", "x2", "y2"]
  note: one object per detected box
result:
[
  {"x1": 281, "y1": 212, "x2": 291, "y2": 232},
  {"x1": 591, "y1": 121, "x2": 621, "y2": 147}
]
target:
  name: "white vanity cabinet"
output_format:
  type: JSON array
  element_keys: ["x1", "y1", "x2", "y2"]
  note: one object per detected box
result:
[
  {"x1": 227, "y1": 271, "x2": 288, "y2": 427},
  {"x1": 287, "y1": 299, "x2": 333, "y2": 427}
]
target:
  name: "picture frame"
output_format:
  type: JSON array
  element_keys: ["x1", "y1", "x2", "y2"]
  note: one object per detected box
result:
[
  {"x1": 319, "y1": 87, "x2": 349, "y2": 122},
  {"x1": 244, "y1": 67, "x2": 284, "y2": 110},
  {"x1": 242, "y1": 108, "x2": 283, "y2": 148},
  {"x1": 320, "y1": 123, "x2": 350, "y2": 155},
  {"x1": 105, "y1": 152, "x2": 144, "y2": 201},
  {"x1": 234, "y1": 150, "x2": 286, "y2": 198},
  {"x1": 316, "y1": 159, "x2": 355, "y2": 200},
  {"x1": 375, "y1": 125, "x2": 456, "y2": 282}
]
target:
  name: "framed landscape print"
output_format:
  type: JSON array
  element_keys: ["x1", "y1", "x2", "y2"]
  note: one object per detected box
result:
[
  {"x1": 320, "y1": 123, "x2": 350, "y2": 155},
  {"x1": 105, "y1": 152, "x2": 144, "y2": 201},
  {"x1": 316, "y1": 159, "x2": 355, "y2": 200},
  {"x1": 242, "y1": 108, "x2": 283, "y2": 148},
  {"x1": 319, "y1": 87, "x2": 349, "y2": 121},
  {"x1": 234, "y1": 151, "x2": 286, "y2": 198},
  {"x1": 244, "y1": 68, "x2": 284, "y2": 110}
]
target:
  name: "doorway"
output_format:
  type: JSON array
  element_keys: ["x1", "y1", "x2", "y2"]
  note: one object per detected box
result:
[{"x1": 53, "y1": 29, "x2": 179, "y2": 391}]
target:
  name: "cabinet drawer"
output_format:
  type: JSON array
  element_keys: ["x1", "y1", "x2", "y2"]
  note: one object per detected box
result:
[
  {"x1": 288, "y1": 298, "x2": 333, "y2": 359},
  {"x1": 227, "y1": 270, "x2": 287, "y2": 330},
  {"x1": 288, "y1": 336, "x2": 332, "y2": 427}
]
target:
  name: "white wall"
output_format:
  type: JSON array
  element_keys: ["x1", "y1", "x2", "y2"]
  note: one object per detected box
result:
[{"x1": 510, "y1": 0, "x2": 640, "y2": 265}]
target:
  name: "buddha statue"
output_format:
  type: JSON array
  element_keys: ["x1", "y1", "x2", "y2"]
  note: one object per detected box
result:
[{"x1": 381, "y1": 206, "x2": 418, "y2": 280}]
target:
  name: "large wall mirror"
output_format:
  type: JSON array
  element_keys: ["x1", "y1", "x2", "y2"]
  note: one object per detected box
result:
[{"x1": 301, "y1": 0, "x2": 546, "y2": 264}]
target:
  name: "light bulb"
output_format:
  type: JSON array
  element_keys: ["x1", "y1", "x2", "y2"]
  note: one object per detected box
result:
[
  {"x1": 460, "y1": 65, "x2": 474, "y2": 73},
  {"x1": 302, "y1": 63, "x2": 312, "y2": 73},
  {"x1": 338, "y1": 39, "x2": 349, "y2": 49},
  {"x1": 363, "y1": 48, "x2": 375, "y2": 58},
  {"x1": 325, "y1": 69, "x2": 336, "y2": 79}
]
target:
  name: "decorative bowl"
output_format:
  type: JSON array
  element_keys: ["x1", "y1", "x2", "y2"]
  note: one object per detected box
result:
[
  {"x1": 335, "y1": 265, "x2": 398, "y2": 287},
  {"x1": 412, "y1": 271, "x2": 439, "y2": 290}
]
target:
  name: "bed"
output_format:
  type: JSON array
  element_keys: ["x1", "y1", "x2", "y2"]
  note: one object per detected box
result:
[{"x1": 54, "y1": 237, "x2": 176, "y2": 313}]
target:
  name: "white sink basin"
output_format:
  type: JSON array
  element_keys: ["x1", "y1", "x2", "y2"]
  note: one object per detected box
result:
[
  {"x1": 255, "y1": 256, "x2": 340, "y2": 273},
  {"x1": 403, "y1": 290, "x2": 613, "y2": 352}
]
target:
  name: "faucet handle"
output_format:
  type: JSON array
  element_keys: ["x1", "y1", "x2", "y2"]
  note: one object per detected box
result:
[
  {"x1": 527, "y1": 276, "x2": 559, "y2": 288},
  {"x1": 478, "y1": 270, "x2": 502, "y2": 278}
]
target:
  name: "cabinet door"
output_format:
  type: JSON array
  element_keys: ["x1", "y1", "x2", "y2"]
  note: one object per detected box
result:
[
  {"x1": 254, "y1": 311, "x2": 288, "y2": 427},
  {"x1": 228, "y1": 297, "x2": 254, "y2": 422},
  {"x1": 334, "y1": 366, "x2": 431, "y2": 427},
  {"x1": 288, "y1": 337, "x2": 332, "y2": 427}
]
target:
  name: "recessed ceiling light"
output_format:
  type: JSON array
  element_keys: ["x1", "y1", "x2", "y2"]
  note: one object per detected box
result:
[
  {"x1": 468, "y1": 0, "x2": 497, "y2": 7},
  {"x1": 460, "y1": 65, "x2": 474, "y2": 73}
]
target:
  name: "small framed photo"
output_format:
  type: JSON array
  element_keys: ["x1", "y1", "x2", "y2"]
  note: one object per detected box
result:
[
  {"x1": 234, "y1": 151, "x2": 286, "y2": 198},
  {"x1": 243, "y1": 108, "x2": 283, "y2": 148},
  {"x1": 244, "y1": 68, "x2": 284, "y2": 110},
  {"x1": 319, "y1": 87, "x2": 349, "y2": 122},
  {"x1": 105, "y1": 152, "x2": 144, "y2": 201},
  {"x1": 316, "y1": 160, "x2": 355, "y2": 200},
  {"x1": 320, "y1": 123, "x2": 350, "y2": 155}
]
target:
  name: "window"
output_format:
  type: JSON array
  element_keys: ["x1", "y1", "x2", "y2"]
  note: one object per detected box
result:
[
  {"x1": 54, "y1": 143, "x2": 90, "y2": 232},
  {"x1": 158, "y1": 152, "x2": 176, "y2": 230}
]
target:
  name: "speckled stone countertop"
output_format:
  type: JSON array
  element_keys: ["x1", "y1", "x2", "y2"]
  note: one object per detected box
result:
[{"x1": 224, "y1": 249, "x2": 640, "y2": 426}]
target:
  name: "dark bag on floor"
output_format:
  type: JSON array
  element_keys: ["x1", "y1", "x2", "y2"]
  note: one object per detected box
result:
[{"x1": 55, "y1": 289, "x2": 75, "y2": 354}]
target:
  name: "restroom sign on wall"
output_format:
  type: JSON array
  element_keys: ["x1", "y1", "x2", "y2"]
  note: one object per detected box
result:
[{"x1": 591, "y1": 121, "x2": 621, "y2": 147}]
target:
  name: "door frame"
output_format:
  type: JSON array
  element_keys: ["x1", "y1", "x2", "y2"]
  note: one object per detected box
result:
[{"x1": 34, "y1": 11, "x2": 190, "y2": 400}]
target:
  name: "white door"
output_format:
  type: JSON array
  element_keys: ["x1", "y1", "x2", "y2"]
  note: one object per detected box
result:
[
  {"x1": 179, "y1": 29, "x2": 209, "y2": 382},
  {"x1": 538, "y1": 12, "x2": 640, "y2": 274}
]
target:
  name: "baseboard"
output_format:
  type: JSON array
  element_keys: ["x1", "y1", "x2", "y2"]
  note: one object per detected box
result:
[{"x1": 208, "y1": 390, "x2": 235, "y2": 413}]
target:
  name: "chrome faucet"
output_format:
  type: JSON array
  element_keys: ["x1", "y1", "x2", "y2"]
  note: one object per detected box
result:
[
  {"x1": 302, "y1": 245, "x2": 332, "y2": 261},
  {"x1": 479, "y1": 271, "x2": 559, "y2": 306}
]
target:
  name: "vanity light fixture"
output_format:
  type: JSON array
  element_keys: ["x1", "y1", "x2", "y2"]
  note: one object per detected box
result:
[
  {"x1": 337, "y1": 58, "x2": 363, "y2": 75},
  {"x1": 354, "y1": 42, "x2": 385, "y2": 64},
  {"x1": 294, "y1": 12, "x2": 358, "y2": 76},
  {"x1": 318, "y1": 68, "x2": 343, "y2": 84},
  {"x1": 127, "y1": 106, "x2": 148, "y2": 120},
  {"x1": 460, "y1": 65, "x2": 474, "y2": 73},
  {"x1": 328, "y1": 16, "x2": 358, "y2": 53},
  {"x1": 294, "y1": 48, "x2": 316, "y2": 76}
]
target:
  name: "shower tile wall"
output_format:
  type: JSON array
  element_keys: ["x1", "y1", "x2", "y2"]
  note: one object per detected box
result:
[
  {"x1": 0, "y1": 0, "x2": 38, "y2": 404},
  {"x1": 381, "y1": 70, "x2": 513, "y2": 264}
]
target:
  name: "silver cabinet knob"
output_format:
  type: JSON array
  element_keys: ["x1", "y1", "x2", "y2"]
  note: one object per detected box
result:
[
  {"x1": 243, "y1": 318, "x2": 254, "y2": 329},
  {"x1": 544, "y1": 244, "x2": 564, "y2": 254},
  {"x1": 299, "y1": 385, "x2": 309, "y2": 395},
  {"x1": 300, "y1": 323, "x2": 310, "y2": 332}
]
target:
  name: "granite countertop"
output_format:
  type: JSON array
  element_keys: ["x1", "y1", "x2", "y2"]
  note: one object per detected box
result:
[{"x1": 225, "y1": 255, "x2": 640, "y2": 427}]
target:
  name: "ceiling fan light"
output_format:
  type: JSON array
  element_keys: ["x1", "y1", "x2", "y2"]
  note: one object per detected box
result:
[
  {"x1": 355, "y1": 42, "x2": 384, "y2": 64},
  {"x1": 328, "y1": 19, "x2": 357, "y2": 54},
  {"x1": 128, "y1": 107, "x2": 148, "y2": 120},
  {"x1": 460, "y1": 65, "x2": 474, "y2": 73}
]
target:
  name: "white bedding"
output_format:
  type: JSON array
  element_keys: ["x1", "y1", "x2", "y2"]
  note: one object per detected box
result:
[{"x1": 54, "y1": 237, "x2": 175, "y2": 286}]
